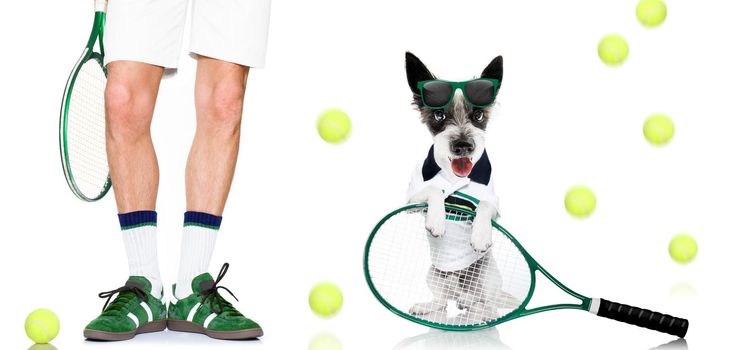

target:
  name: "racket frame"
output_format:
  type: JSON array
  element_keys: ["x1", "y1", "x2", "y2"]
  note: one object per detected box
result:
[
  {"x1": 58, "y1": 8, "x2": 110, "y2": 202},
  {"x1": 363, "y1": 203, "x2": 592, "y2": 331}
]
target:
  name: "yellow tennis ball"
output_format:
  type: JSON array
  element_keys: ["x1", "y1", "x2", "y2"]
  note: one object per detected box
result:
[
  {"x1": 669, "y1": 234, "x2": 697, "y2": 264},
  {"x1": 309, "y1": 282, "x2": 343, "y2": 318},
  {"x1": 564, "y1": 185, "x2": 596, "y2": 219},
  {"x1": 598, "y1": 34, "x2": 629, "y2": 66},
  {"x1": 636, "y1": 0, "x2": 667, "y2": 28},
  {"x1": 317, "y1": 108, "x2": 351, "y2": 144},
  {"x1": 643, "y1": 113, "x2": 675, "y2": 146},
  {"x1": 25, "y1": 309, "x2": 60, "y2": 344}
]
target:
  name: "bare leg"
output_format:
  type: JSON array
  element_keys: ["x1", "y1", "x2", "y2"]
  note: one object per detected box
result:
[
  {"x1": 104, "y1": 61, "x2": 165, "y2": 296},
  {"x1": 105, "y1": 61, "x2": 165, "y2": 212},
  {"x1": 173, "y1": 56, "x2": 250, "y2": 298},
  {"x1": 186, "y1": 56, "x2": 250, "y2": 214}
]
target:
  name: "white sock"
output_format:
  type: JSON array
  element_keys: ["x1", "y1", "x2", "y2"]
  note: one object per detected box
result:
[
  {"x1": 175, "y1": 211, "x2": 221, "y2": 298},
  {"x1": 118, "y1": 211, "x2": 163, "y2": 297}
]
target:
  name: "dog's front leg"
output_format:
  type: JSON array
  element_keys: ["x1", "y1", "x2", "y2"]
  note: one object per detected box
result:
[
  {"x1": 409, "y1": 186, "x2": 446, "y2": 237},
  {"x1": 471, "y1": 201, "x2": 497, "y2": 253}
]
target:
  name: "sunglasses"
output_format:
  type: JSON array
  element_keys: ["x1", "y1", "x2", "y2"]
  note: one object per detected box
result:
[{"x1": 417, "y1": 78, "x2": 500, "y2": 109}]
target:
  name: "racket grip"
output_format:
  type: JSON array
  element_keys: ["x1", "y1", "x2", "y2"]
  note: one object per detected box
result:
[
  {"x1": 95, "y1": 0, "x2": 108, "y2": 12},
  {"x1": 595, "y1": 298, "x2": 688, "y2": 338}
]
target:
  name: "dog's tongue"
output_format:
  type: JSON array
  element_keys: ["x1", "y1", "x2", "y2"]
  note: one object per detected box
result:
[{"x1": 451, "y1": 158, "x2": 473, "y2": 177}]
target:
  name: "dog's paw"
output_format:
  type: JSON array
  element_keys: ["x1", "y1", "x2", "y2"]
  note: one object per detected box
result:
[
  {"x1": 466, "y1": 302, "x2": 500, "y2": 322},
  {"x1": 425, "y1": 212, "x2": 446, "y2": 238},
  {"x1": 405, "y1": 206, "x2": 425, "y2": 214},
  {"x1": 409, "y1": 301, "x2": 446, "y2": 315},
  {"x1": 456, "y1": 292, "x2": 485, "y2": 310},
  {"x1": 470, "y1": 224, "x2": 493, "y2": 253}
]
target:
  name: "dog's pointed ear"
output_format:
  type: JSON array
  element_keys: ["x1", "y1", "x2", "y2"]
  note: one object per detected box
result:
[
  {"x1": 406, "y1": 52, "x2": 435, "y2": 95},
  {"x1": 481, "y1": 55, "x2": 503, "y2": 84}
]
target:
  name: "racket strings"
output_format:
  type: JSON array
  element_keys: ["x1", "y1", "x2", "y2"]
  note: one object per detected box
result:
[
  {"x1": 64, "y1": 59, "x2": 108, "y2": 199},
  {"x1": 367, "y1": 207, "x2": 532, "y2": 327}
]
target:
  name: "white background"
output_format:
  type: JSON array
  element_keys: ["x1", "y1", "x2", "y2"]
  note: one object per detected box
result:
[{"x1": 0, "y1": 0, "x2": 731, "y2": 349}]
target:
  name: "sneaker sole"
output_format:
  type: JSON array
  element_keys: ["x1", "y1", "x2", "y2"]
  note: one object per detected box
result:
[
  {"x1": 84, "y1": 320, "x2": 167, "y2": 341},
  {"x1": 167, "y1": 319, "x2": 263, "y2": 340}
]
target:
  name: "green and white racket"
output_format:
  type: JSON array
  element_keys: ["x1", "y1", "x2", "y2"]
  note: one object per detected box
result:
[
  {"x1": 59, "y1": 0, "x2": 110, "y2": 201},
  {"x1": 364, "y1": 204, "x2": 689, "y2": 337}
]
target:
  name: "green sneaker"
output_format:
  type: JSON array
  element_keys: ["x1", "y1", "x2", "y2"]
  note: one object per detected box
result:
[
  {"x1": 83, "y1": 277, "x2": 167, "y2": 341},
  {"x1": 167, "y1": 263, "x2": 263, "y2": 340}
]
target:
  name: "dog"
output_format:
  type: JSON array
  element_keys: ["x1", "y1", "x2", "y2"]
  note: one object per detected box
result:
[{"x1": 404, "y1": 52, "x2": 505, "y2": 322}]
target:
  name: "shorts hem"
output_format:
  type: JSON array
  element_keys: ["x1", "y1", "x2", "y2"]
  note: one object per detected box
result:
[
  {"x1": 188, "y1": 50, "x2": 266, "y2": 69},
  {"x1": 104, "y1": 55, "x2": 179, "y2": 72}
]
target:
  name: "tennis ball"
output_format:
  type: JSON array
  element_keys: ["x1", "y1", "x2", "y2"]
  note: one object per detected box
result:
[
  {"x1": 564, "y1": 185, "x2": 596, "y2": 219},
  {"x1": 25, "y1": 309, "x2": 60, "y2": 344},
  {"x1": 317, "y1": 108, "x2": 351, "y2": 144},
  {"x1": 643, "y1": 113, "x2": 675, "y2": 146},
  {"x1": 669, "y1": 234, "x2": 697, "y2": 264},
  {"x1": 636, "y1": 0, "x2": 667, "y2": 28},
  {"x1": 598, "y1": 34, "x2": 629, "y2": 66},
  {"x1": 309, "y1": 282, "x2": 343, "y2": 318}
]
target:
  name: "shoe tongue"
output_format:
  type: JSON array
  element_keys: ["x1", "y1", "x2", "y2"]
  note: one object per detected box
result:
[
  {"x1": 192, "y1": 273, "x2": 215, "y2": 294},
  {"x1": 126, "y1": 276, "x2": 152, "y2": 294}
]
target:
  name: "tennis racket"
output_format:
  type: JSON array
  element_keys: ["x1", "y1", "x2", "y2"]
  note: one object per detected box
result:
[
  {"x1": 364, "y1": 204, "x2": 689, "y2": 337},
  {"x1": 59, "y1": 0, "x2": 110, "y2": 201}
]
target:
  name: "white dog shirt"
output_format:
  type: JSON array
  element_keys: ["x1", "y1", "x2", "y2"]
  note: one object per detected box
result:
[{"x1": 406, "y1": 146, "x2": 500, "y2": 272}]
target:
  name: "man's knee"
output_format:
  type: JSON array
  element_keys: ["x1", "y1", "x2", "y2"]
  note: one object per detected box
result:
[
  {"x1": 196, "y1": 81, "x2": 246, "y2": 133},
  {"x1": 105, "y1": 81, "x2": 153, "y2": 141}
]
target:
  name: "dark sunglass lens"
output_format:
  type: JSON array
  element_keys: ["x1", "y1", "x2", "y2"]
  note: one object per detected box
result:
[
  {"x1": 464, "y1": 80, "x2": 495, "y2": 106},
  {"x1": 422, "y1": 81, "x2": 453, "y2": 107}
]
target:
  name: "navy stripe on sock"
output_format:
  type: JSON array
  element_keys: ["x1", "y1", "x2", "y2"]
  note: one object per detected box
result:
[
  {"x1": 184, "y1": 211, "x2": 222, "y2": 229},
  {"x1": 118, "y1": 211, "x2": 157, "y2": 230}
]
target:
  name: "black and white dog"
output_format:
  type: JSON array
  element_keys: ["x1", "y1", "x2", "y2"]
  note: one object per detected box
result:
[{"x1": 405, "y1": 52, "x2": 504, "y2": 320}]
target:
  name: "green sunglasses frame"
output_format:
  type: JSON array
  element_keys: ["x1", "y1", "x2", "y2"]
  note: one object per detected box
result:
[{"x1": 417, "y1": 78, "x2": 501, "y2": 109}]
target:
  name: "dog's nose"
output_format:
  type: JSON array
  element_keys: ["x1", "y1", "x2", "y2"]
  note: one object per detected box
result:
[{"x1": 450, "y1": 140, "x2": 474, "y2": 156}]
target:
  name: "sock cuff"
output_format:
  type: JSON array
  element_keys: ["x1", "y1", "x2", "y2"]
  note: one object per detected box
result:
[
  {"x1": 184, "y1": 211, "x2": 222, "y2": 230},
  {"x1": 118, "y1": 211, "x2": 158, "y2": 230}
]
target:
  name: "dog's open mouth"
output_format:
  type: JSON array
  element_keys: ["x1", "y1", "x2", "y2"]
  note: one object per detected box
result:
[{"x1": 450, "y1": 157, "x2": 473, "y2": 177}]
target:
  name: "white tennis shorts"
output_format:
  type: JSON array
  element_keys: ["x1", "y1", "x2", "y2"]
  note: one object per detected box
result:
[{"x1": 104, "y1": 0, "x2": 271, "y2": 69}]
